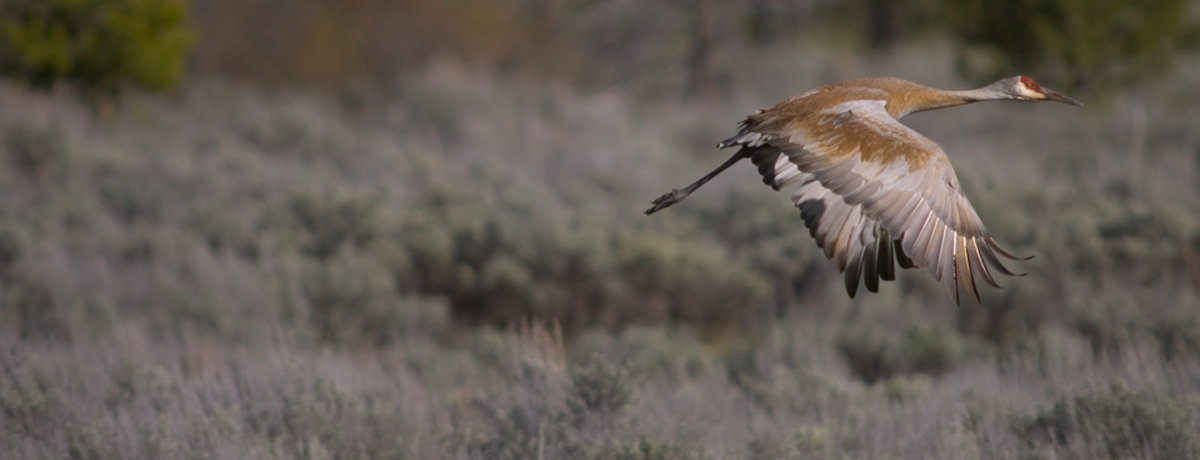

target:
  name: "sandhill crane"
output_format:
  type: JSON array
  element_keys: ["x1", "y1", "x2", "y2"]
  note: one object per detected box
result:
[{"x1": 645, "y1": 76, "x2": 1082, "y2": 305}]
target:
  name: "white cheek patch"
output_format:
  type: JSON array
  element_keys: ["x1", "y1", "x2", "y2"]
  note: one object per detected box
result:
[{"x1": 1015, "y1": 84, "x2": 1044, "y2": 99}]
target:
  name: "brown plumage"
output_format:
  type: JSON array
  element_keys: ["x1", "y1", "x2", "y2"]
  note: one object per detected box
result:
[{"x1": 645, "y1": 76, "x2": 1082, "y2": 305}]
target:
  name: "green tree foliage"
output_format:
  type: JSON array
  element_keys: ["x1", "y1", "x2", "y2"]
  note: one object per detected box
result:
[
  {"x1": 0, "y1": 0, "x2": 194, "y2": 95},
  {"x1": 943, "y1": 0, "x2": 1200, "y2": 93}
]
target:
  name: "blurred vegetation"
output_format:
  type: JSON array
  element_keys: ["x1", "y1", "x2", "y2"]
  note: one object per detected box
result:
[
  {"x1": 0, "y1": 0, "x2": 194, "y2": 96},
  {"x1": 5, "y1": 0, "x2": 1197, "y2": 98},
  {"x1": 0, "y1": 15, "x2": 1196, "y2": 358},
  {"x1": 185, "y1": 0, "x2": 937, "y2": 94},
  {"x1": 1, "y1": 1, "x2": 1200, "y2": 458},
  {"x1": 179, "y1": 0, "x2": 1200, "y2": 98},
  {"x1": 943, "y1": 0, "x2": 1200, "y2": 93},
  {"x1": 1015, "y1": 384, "x2": 1200, "y2": 459}
]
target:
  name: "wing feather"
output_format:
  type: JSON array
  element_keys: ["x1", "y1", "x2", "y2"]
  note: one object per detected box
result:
[
  {"x1": 845, "y1": 249, "x2": 863, "y2": 298},
  {"x1": 926, "y1": 221, "x2": 949, "y2": 278},
  {"x1": 877, "y1": 230, "x2": 897, "y2": 281},
  {"x1": 938, "y1": 225, "x2": 956, "y2": 281},
  {"x1": 957, "y1": 236, "x2": 981, "y2": 302},
  {"x1": 969, "y1": 239, "x2": 1000, "y2": 288},
  {"x1": 862, "y1": 230, "x2": 881, "y2": 293},
  {"x1": 725, "y1": 97, "x2": 1025, "y2": 304}
]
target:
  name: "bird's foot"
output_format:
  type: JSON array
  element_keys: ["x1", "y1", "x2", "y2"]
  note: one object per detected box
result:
[{"x1": 644, "y1": 189, "x2": 689, "y2": 215}]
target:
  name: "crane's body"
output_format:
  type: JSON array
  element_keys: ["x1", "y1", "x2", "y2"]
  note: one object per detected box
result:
[{"x1": 645, "y1": 76, "x2": 1081, "y2": 305}]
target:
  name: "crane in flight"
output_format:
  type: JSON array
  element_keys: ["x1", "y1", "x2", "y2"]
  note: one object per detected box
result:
[{"x1": 645, "y1": 76, "x2": 1082, "y2": 305}]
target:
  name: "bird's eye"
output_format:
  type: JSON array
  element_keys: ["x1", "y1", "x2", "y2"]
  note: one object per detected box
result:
[{"x1": 1018, "y1": 76, "x2": 1040, "y2": 92}]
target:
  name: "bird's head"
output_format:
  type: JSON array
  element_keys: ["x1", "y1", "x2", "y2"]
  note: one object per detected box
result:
[{"x1": 995, "y1": 76, "x2": 1083, "y2": 106}]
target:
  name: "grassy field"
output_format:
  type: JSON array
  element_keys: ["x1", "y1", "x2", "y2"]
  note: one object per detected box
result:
[{"x1": 2, "y1": 43, "x2": 1200, "y2": 459}]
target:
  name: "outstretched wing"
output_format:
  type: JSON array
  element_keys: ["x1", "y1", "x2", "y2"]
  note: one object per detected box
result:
[{"x1": 725, "y1": 99, "x2": 1022, "y2": 304}]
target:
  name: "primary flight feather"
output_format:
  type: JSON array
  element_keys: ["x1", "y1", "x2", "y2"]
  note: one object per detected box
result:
[{"x1": 645, "y1": 76, "x2": 1082, "y2": 305}]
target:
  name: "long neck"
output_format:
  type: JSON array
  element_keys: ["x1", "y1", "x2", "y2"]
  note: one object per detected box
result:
[{"x1": 893, "y1": 85, "x2": 1007, "y2": 118}]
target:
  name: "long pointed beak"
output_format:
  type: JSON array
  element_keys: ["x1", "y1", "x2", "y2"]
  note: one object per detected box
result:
[{"x1": 1041, "y1": 87, "x2": 1083, "y2": 107}]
